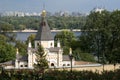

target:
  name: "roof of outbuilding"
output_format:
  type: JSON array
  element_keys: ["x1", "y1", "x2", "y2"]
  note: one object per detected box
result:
[
  {"x1": 48, "y1": 47, "x2": 61, "y2": 52},
  {"x1": 63, "y1": 55, "x2": 70, "y2": 61},
  {"x1": 0, "y1": 55, "x2": 28, "y2": 66},
  {"x1": 0, "y1": 60, "x2": 15, "y2": 66},
  {"x1": 18, "y1": 55, "x2": 28, "y2": 61}
]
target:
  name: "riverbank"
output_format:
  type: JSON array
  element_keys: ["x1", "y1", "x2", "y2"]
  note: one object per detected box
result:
[{"x1": 12, "y1": 29, "x2": 81, "y2": 32}]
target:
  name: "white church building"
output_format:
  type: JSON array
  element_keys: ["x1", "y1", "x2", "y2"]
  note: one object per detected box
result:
[{"x1": 0, "y1": 10, "x2": 75, "y2": 69}]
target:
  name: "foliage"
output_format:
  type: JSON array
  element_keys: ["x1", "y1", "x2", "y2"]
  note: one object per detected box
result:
[
  {"x1": 0, "y1": 20, "x2": 16, "y2": 63},
  {"x1": 15, "y1": 40, "x2": 27, "y2": 56},
  {"x1": 0, "y1": 16, "x2": 86, "y2": 30},
  {"x1": 0, "y1": 34, "x2": 7, "y2": 43},
  {"x1": 0, "y1": 21, "x2": 16, "y2": 42},
  {"x1": 0, "y1": 42, "x2": 16, "y2": 62},
  {"x1": 34, "y1": 45, "x2": 48, "y2": 71},
  {"x1": 73, "y1": 48, "x2": 95, "y2": 62},
  {"x1": 79, "y1": 10, "x2": 120, "y2": 63},
  {"x1": 26, "y1": 34, "x2": 35, "y2": 48},
  {"x1": 0, "y1": 69, "x2": 120, "y2": 80},
  {"x1": 55, "y1": 30, "x2": 75, "y2": 54}
]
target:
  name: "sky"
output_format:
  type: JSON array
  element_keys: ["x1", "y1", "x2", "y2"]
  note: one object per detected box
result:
[{"x1": 0, "y1": 0, "x2": 120, "y2": 13}]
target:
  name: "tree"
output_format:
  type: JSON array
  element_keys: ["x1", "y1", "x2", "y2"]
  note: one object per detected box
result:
[
  {"x1": 55, "y1": 30, "x2": 75, "y2": 47},
  {"x1": 0, "y1": 42, "x2": 16, "y2": 62},
  {"x1": 73, "y1": 48, "x2": 95, "y2": 62},
  {"x1": 79, "y1": 10, "x2": 111, "y2": 62},
  {"x1": 80, "y1": 10, "x2": 120, "y2": 63},
  {"x1": 105, "y1": 10, "x2": 120, "y2": 63},
  {"x1": 34, "y1": 45, "x2": 48, "y2": 71},
  {"x1": 18, "y1": 24, "x2": 26, "y2": 30},
  {"x1": 54, "y1": 30, "x2": 75, "y2": 54},
  {"x1": 26, "y1": 34, "x2": 35, "y2": 48},
  {"x1": 15, "y1": 40, "x2": 27, "y2": 56},
  {"x1": 0, "y1": 21, "x2": 16, "y2": 42}
]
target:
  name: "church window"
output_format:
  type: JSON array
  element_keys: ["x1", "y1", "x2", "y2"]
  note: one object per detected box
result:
[
  {"x1": 67, "y1": 64, "x2": 70, "y2": 66},
  {"x1": 51, "y1": 43, "x2": 52, "y2": 47},
  {"x1": 63, "y1": 64, "x2": 66, "y2": 66},
  {"x1": 20, "y1": 65, "x2": 23, "y2": 67},
  {"x1": 37, "y1": 43, "x2": 39, "y2": 46},
  {"x1": 25, "y1": 65, "x2": 28, "y2": 67}
]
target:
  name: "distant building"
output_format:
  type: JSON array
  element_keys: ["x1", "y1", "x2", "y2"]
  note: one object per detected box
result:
[
  {"x1": 1, "y1": 11, "x2": 25, "y2": 17},
  {"x1": 0, "y1": 10, "x2": 75, "y2": 69},
  {"x1": 1, "y1": 11, "x2": 41, "y2": 17},
  {"x1": 93, "y1": 7, "x2": 105, "y2": 13}
]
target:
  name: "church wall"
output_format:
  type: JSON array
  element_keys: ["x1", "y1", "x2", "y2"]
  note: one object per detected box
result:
[
  {"x1": 4, "y1": 65, "x2": 15, "y2": 69},
  {"x1": 46, "y1": 52, "x2": 58, "y2": 67},
  {"x1": 58, "y1": 50, "x2": 63, "y2": 67},
  {"x1": 35, "y1": 40, "x2": 54, "y2": 48},
  {"x1": 62, "y1": 61, "x2": 71, "y2": 67},
  {"x1": 41, "y1": 40, "x2": 54, "y2": 48},
  {"x1": 18, "y1": 61, "x2": 28, "y2": 69}
]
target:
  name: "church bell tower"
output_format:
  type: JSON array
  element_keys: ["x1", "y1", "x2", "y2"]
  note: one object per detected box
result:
[{"x1": 34, "y1": 10, "x2": 54, "y2": 48}]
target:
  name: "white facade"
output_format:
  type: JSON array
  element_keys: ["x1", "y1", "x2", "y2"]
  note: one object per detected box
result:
[
  {"x1": 13, "y1": 40, "x2": 74, "y2": 69},
  {"x1": 35, "y1": 40, "x2": 54, "y2": 48}
]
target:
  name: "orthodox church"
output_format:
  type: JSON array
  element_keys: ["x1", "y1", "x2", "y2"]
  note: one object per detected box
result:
[{"x1": 0, "y1": 10, "x2": 75, "y2": 69}]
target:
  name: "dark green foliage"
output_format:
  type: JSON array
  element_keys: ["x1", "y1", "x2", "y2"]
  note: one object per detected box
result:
[
  {"x1": 0, "y1": 43, "x2": 16, "y2": 63},
  {"x1": 80, "y1": 10, "x2": 120, "y2": 63},
  {"x1": 0, "y1": 20, "x2": 16, "y2": 63},
  {"x1": 26, "y1": 34, "x2": 35, "y2": 48},
  {"x1": 54, "y1": 30, "x2": 75, "y2": 54},
  {"x1": 34, "y1": 45, "x2": 48, "y2": 71},
  {"x1": 0, "y1": 69, "x2": 120, "y2": 80},
  {"x1": 0, "y1": 16, "x2": 86, "y2": 30},
  {"x1": 15, "y1": 40, "x2": 27, "y2": 56},
  {"x1": 73, "y1": 48, "x2": 95, "y2": 62}
]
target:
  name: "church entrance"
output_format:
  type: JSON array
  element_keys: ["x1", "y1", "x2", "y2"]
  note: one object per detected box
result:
[{"x1": 51, "y1": 63, "x2": 54, "y2": 67}]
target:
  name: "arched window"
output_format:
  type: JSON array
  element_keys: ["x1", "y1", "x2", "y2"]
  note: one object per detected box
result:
[
  {"x1": 37, "y1": 43, "x2": 39, "y2": 46},
  {"x1": 63, "y1": 64, "x2": 66, "y2": 66},
  {"x1": 51, "y1": 43, "x2": 52, "y2": 47},
  {"x1": 51, "y1": 63, "x2": 54, "y2": 66},
  {"x1": 67, "y1": 64, "x2": 70, "y2": 66}
]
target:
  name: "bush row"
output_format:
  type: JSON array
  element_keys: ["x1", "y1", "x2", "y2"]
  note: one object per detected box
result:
[{"x1": 0, "y1": 69, "x2": 120, "y2": 80}]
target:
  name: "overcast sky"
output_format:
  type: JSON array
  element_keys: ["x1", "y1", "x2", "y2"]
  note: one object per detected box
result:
[{"x1": 0, "y1": 0, "x2": 120, "y2": 13}]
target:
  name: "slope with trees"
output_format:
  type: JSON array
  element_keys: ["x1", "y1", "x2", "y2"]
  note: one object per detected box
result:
[{"x1": 79, "y1": 10, "x2": 120, "y2": 63}]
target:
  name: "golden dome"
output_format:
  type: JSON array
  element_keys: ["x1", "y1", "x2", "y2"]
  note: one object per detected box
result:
[{"x1": 42, "y1": 10, "x2": 46, "y2": 17}]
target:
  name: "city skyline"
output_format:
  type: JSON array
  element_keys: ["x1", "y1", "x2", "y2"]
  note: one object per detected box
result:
[{"x1": 0, "y1": 0, "x2": 120, "y2": 13}]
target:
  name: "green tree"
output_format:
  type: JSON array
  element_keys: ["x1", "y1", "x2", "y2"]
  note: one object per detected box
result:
[
  {"x1": 18, "y1": 24, "x2": 26, "y2": 30},
  {"x1": 0, "y1": 43, "x2": 16, "y2": 62},
  {"x1": 105, "y1": 10, "x2": 120, "y2": 63},
  {"x1": 0, "y1": 21, "x2": 16, "y2": 42},
  {"x1": 15, "y1": 40, "x2": 27, "y2": 56},
  {"x1": 54, "y1": 30, "x2": 75, "y2": 54},
  {"x1": 73, "y1": 48, "x2": 95, "y2": 62},
  {"x1": 26, "y1": 34, "x2": 35, "y2": 48},
  {"x1": 80, "y1": 10, "x2": 120, "y2": 63},
  {"x1": 55, "y1": 30, "x2": 75, "y2": 47},
  {"x1": 34, "y1": 45, "x2": 48, "y2": 71},
  {"x1": 80, "y1": 10, "x2": 110, "y2": 62}
]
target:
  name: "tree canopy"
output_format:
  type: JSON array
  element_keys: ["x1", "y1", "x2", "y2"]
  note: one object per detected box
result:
[{"x1": 79, "y1": 10, "x2": 120, "y2": 63}]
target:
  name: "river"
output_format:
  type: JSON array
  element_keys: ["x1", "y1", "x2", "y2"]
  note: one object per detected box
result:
[{"x1": 15, "y1": 31, "x2": 81, "y2": 41}]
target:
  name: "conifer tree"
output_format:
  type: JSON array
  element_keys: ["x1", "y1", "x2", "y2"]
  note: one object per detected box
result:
[{"x1": 34, "y1": 45, "x2": 48, "y2": 71}]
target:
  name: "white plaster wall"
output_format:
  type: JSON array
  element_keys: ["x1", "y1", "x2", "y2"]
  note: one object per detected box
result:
[
  {"x1": 4, "y1": 66, "x2": 15, "y2": 69},
  {"x1": 18, "y1": 61, "x2": 28, "y2": 69},
  {"x1": 35, "y1": 40, "x2": 54, "y2": 48},
  {"x1": 62, "y1": 61, "x2": 71, "y2": 67}
]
